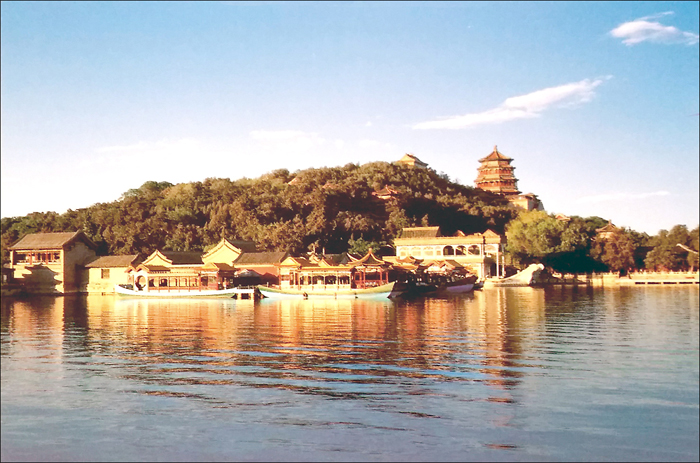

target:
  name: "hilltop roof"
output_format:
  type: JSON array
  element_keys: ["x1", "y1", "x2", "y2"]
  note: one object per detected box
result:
[
  {"x1": 478, "y1": 145, "x2": 513, "y2": 163},
  {"x1": 396, "y1": 153, "x2": 428, "y2": 168},
  {"x1": 9, "y1": 231, "x2": 97, "y2": 250}
]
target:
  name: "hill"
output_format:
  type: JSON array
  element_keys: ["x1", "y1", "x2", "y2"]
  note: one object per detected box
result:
[{"x1": 1, "y1": 162, "x2": 516, "y2": 263}]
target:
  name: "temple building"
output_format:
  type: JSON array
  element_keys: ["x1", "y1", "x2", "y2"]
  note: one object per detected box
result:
[
  {"x1": 125, "y1": 238, "x2": 286, "y2": 294},
  {"x1": 7, "y1": 233, "x2": 285, "y2": 295},
  {"x1": 595, "y1": 220, "x2": 620, "y2": 240},
  {"x1": 388, "y1": 226, "x2": 505, "y2": 280},
  {"x1": 9, "y1": 231, "x2": 98, "y2": 294},
  {"x1": 277, "y1": 250, "x2": 396, "y2": 292},
  {"x1": 475, "y1": 146, "x2": 544, "y2": 211},
  {"x1": 396, "y1": 153, "x2": 428, "y2": 169}
]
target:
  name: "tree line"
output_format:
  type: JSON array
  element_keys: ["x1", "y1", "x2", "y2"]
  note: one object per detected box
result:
[
  {"x1": 505, "y1": 210, "x2": 699, "y2": 273},
  {"x1": 2, "y1": 162, "x2": 698, "y2": 273}
]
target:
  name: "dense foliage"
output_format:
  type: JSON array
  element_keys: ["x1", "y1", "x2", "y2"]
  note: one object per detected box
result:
[
  {"x1": 3, "y1": 163, "x2": 697, "y2": 274},
  {"x1": 505, "y1": 210, "x2": 698, "y2": 273},
  {"x1": 1, "y1": 162, "x2": 516, "y2": 264}
]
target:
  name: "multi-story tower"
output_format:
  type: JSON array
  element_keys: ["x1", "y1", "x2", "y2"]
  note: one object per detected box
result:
[{"x1": 474, "y1": 146, "x2": 520, "y2": 195}]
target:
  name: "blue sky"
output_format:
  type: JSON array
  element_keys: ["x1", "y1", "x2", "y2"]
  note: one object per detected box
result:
[{"x1": 2, "y1": 1, "x2": 698, "y2": 235}]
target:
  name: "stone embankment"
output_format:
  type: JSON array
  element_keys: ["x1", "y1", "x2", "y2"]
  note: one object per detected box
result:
[{"x1": 538, "y1": 271, "x2": 699, "y2": 286}]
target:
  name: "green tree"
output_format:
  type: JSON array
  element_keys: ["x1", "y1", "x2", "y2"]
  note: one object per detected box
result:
[
  {"x1": 644, "y1": 225, "x2": 696, "y2": 271},
  {"x1": 591, "y1": 229, "x2": 637, "y2": 273}
]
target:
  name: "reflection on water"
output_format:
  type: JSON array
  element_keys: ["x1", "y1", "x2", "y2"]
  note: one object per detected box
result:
[{"x1": 2, "y1": 287, "x2": 698, "y2": 462}]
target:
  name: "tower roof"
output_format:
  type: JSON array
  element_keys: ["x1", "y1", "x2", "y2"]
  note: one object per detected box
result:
[{"x1": 478, "y1": 145, "x2": 512, "y2": 163}]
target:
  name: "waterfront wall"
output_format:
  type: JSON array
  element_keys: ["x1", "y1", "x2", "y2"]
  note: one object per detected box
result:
[{"x1": 539, "y1": 271, "x2": 699, "y2": 286}]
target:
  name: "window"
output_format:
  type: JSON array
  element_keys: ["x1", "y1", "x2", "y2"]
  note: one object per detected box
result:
[{"x1": 101, "y1": 268, "x2": 110, "y2": 279}]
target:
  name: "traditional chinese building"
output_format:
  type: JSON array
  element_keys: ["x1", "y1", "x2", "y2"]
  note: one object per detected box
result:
[
  {"x1": 9, "y1": 231, "x2": 98, "y2": 294},
  {"x1": 277, "y1": 250, "x2": 395, "y2": 292},
  {"x1": 388, "y1": 226, "x2": 505, "y2": 280},
  {"x1": 126, "y1": 238, "x2": 286, "y2": 294},
  {"x1": 475, "y1": 146, "x2": 543, "y2": 211},
  {"x1": 82, "y1": 254, "x2": 142, "y2": 294},
  {"x1": 396, "y1": 153, "x2": 428, "y2": 169},
  {"x1": 475, "y1": 146, "x2": 520, "y2": 195},
  {"x1": 595, "y1": 220, "x2": 619, "y2": 240}
]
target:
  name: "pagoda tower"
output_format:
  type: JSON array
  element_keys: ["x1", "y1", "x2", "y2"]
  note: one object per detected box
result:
[{"x1": 474, "y1": 145, "x2": 521, "y2": 195}]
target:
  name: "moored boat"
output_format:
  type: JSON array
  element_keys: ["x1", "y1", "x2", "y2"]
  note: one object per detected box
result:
[
  {"x1": 257, "y1": 281, "x2": 401, "y2": 299},
  {"x1": 435, "y1": 274, "x2": 478, "y2": 295},
  {"x1": 114, "y1": 283, "x2": 256, "y2": 298}
]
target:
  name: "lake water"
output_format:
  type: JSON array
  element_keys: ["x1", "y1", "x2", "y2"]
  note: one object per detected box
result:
[{"x1": 2, "y1": 286, "x2": 698, "y2": 462}]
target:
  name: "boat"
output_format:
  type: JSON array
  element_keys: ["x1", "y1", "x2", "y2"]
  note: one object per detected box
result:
[
  {"x1": 257, "y1": 281, "x2": 401, "y2": 299},
  {"x1": 482, "y1": 263, "x2": 544, "y2": 288},
  {"x1": 434, "y1": 274, "x2": 478, "y2": 295},
  {"x1": 114, "y1": 283, "x2": 257, "y2": 298}
]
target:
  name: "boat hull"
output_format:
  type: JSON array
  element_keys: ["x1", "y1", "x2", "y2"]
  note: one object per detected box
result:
[
  {"x1": 438, "y1": 282, "x2": 475, "y2": 294},
  {"x1": 257, "y1": 282, "x2": 400, "y2": 299},
  {"x1": 114, "y1": 284, "x2": 251, "y2": 298}
]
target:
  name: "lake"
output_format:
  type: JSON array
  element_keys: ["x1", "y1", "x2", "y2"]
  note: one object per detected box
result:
[{"x1": 1, "y1": 286, "x2": 698, "y2": 461}]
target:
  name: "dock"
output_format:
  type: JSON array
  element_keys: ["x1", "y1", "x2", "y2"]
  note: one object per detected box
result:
[{"x1": 538, "y1": 271, "x2": 699, "y2": 286}]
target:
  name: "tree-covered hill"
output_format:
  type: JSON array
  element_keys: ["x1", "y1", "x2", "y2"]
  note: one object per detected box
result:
[{"x1": 1, "y1": 162, "x2": 517, "y2": 263}]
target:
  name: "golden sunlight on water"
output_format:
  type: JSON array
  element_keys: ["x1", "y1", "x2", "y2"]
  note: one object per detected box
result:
[{"x1": 2, "y1": 287, "x2": 698, "y2": 461}]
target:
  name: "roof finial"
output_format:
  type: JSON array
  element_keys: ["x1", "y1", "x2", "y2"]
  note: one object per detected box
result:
[{"x1": 494, "y1": 145, "x2": 498, "y2": 152}]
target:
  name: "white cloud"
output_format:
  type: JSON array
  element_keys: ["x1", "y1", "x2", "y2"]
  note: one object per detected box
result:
[
  {"x1": 610, "y1": 12, "x2": 699, "y2": 46},
  {"x1": 577, "y1": 190, "x2": 671, "y2": 204},
  {"x1": 413, "y1": 78, "x2": 609, "y2": 130}
]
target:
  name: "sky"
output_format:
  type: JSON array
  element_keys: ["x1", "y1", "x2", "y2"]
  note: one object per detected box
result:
[{"x1": 1, "y1": 1, "x2": 698, "y2": 236}]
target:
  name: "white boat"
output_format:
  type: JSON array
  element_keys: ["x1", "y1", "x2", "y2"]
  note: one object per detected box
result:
[
  {"x1": 114, "y1": 284, "x2": 256, "y2": 298},
  {"x1": 482, "y1": 263, "x2": 545, "y2": 288},
  {"x1": 257, "y1": 281, "x2": 401, "y2": 299}
]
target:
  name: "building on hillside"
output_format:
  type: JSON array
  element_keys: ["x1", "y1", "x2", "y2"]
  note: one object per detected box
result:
[
  {"x1": 475, "y1": 146, "x2": 544, "y2": 211},
  {"x1": 396, "y1": 153, "x2": 428, "y2": 169},
  {"x1": 9, "y1": 231, "x2": 98, "y2": 294},
  {"x1": 372, "y1": 185, "x2": 399, "y2": 201},
  {"x1": 81, "y1": 254, "x2": 142, "y2": 294},
  {"x1": 388, "y1": 226, "x2": 505, "y2": 280},
  {"x1": 595, "y1": 221, "x2": 619, "y2": 239}
]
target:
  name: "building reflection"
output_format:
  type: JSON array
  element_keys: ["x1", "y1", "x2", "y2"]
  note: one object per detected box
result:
[{"x1": 1, "y1": 291, "x2": 548, "y2": 415}]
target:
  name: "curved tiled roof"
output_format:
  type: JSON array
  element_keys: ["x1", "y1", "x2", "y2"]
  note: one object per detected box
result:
[
  {"x1": 9, "y1": 231, "x2": 97, "y2": 250},
  {"x1": 235, "y1": 252, "x2": 288, "y2": 265},
  {"x1": 160, "y1": 251, "x2": 204, "y2": 265},
  {"x1": 399, "y1": 227, "x2": 441, "y2": 238},
  {"x1": 84, "y1": 255, "x2": 141, "y2": 268},
  {"x1": 478, "y1": 145, "x2": 512, "y2": 163}
]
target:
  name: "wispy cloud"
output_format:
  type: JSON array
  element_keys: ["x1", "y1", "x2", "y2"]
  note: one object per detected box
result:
[
  {"x1": 577, "y1": 191, "x2": 671, "y2": 204},
  {"x1": 413, "y1": 78, "x2": 609, "y2": 130},
  {"x1": 610, "y1": 12, "x2": 699, "y2": 46}
]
